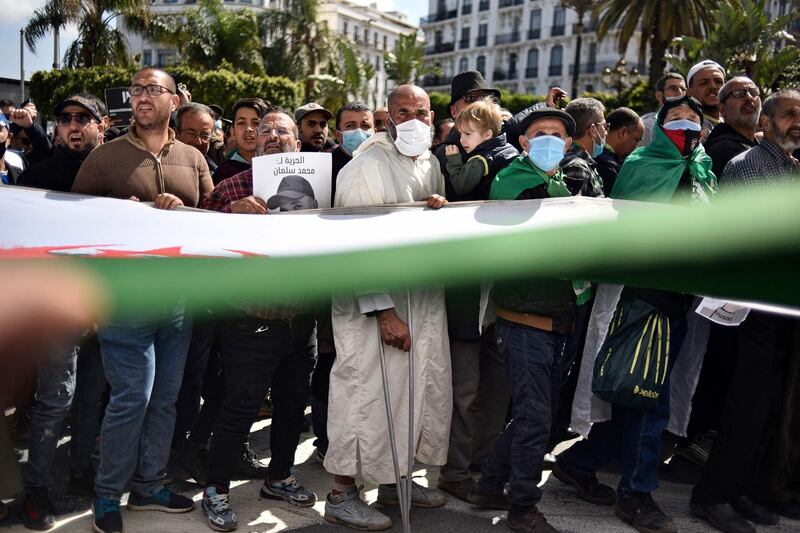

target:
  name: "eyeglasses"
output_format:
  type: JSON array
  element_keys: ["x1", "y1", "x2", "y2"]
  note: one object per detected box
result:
[
  {"x1": 178, "y1": 130, "x2": 212, "y2": 141},
  {"x1": 56, "y1": 112, "x2": 94, "y2": 126},
  {"x1": 721, "y1": 87, "x2": 760, "y2": 102},
  {"x1": 257, "y1": 125, "x2": 292, "y2": 137},
  {"x1": 592, "y1": 121, "x2": 609, "y2": 131},
  {"x1": 130, "y1": 84, "x2": 174, "y2": 97}
]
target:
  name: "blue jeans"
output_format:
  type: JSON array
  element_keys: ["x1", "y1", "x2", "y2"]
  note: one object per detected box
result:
[
  {"x1": 559, "y1": 316, "x2": 685, "y2": 498},
  {"x1": 478, "y1": 318, "x2": 567, "y2": 515},
  {"x1": 26, "y1": 344, "x2": 78, "y2": 489},
  {"x1": 94, "y1": 302, "x2": 192, "y2": 500},
  {"x1": 70, "y1": 335, "x2": 107, "y2": 477}
]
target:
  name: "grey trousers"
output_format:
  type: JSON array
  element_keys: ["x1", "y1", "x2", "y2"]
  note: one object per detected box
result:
[{"x1": 440, "y1": 328, "x2": 510, "y2": 482}]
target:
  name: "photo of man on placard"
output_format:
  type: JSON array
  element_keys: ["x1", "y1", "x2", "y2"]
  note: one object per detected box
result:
[{"x1": 266, "y1": 175, "x2": 319, "y2": 211}]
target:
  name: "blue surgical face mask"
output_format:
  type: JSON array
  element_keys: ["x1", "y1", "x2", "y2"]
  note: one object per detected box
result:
[
  {"x1": 215, "y1": 119, "x2": 223, "y2": 130},
  {"x1": 591, "y1": 123, "x2": 606, "y2": 158},
  {"x1": 527, "y1": 135, "x2": 566, "y2": 171},
  {"x1": 662, "y1": 119, "x2": 702, "y2": 132},
  {"x1": 341, "y1": 128, "x2": 373, "y2": 154}
]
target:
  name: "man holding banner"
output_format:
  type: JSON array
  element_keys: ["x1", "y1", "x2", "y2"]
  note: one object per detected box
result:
[{"x1": 323, "y1": 84, "x2": 451, "y2": 531}]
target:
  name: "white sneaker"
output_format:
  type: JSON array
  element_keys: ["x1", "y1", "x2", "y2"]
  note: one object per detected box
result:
[
  {"x1": 377, "y1": 480, "x2": 447, "y2": 508},
  {"x1": 324, "y1": 486, "x2": 392, "y2": 531}
]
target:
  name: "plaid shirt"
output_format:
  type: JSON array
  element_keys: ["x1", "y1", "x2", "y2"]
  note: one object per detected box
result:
[
  {"x1": 561, "y1": 144, "x2": 605, "y2": 198},
  {"x1": 203, "y1": 168, "x2": 308, "y2": 320},
  {"x1": 721, "y1": 138, "x2": 799, "y2": 191}
]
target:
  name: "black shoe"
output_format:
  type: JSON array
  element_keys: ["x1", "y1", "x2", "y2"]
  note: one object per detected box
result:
[
  {"x1": 469, "y1": 462, "x2": 483, "y2": 474},
  {"x1": 774, "y1": 495, "x2": 800, "y2": 520},
  {"x1": 731, "y1": 495, "x2": 778, "y2": 525},
  {"x1": 21, "y1": 487, "x2": 56, "y2": 530},
  {"x1": 437, "y1": 478, "x2": 477, "y2": 502},
  {"x1": 68, "y1": 468, "x2": 96, "y2": 497},
  {"x1": 467, "y1": 488, "x2": 510, "y2": 510},
  {"x1": 506, "y1": 507, "x2": 559, "y2": 532},
  {"x1": 616, "y1": 492, "x2": 677, "y2": 533},
  {"x1": 689, "y1": 498, "x2": 756, "y2": 533},
  {"x1": 552, "y1": 460, "x2": 616, "y2": 506},
  {"x1": 175, "y1": 442, "x2": 208, "y2": 485},
  {"x1": 92, "y1": 498, "x2": 122, "y2": 533},
  {"x1": 232, "y1": 444, "x2": 268, "y2": 479}
]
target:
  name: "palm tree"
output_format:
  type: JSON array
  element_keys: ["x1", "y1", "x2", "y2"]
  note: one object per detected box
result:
[
  {"x1": 593, "y1": 0, "x2": 715, "y2": 88},
  {"x1": 146, "y1": 0, "x2": 263, "y2": 75},
  {"x1": 562, "y1": 1, "x2": 599, "y2": 98},
  {"x1": 383, "y1": 32, "x2": 440, "y2": 85},
  {"x1": 258, "y1": 0, "x2": 331, "y2": 97},
  {"x1": 24, "y1": 0, "x2": 79, "y2": 69},
  {"x1": 308, "y1": 37, "x2": 376, "y2": 111}
]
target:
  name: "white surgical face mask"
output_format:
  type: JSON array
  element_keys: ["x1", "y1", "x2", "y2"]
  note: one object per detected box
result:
[{"x1": 391, "y1": 118, "x2": 432, "y2": 157}]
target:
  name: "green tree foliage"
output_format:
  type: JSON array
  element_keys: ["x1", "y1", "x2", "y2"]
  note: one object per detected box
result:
[
  {"x1": 593, "y1": 0, "x2": 715, "y2": 88},
  {"x1": 27, "y1": 0, "x2": 155, "y2": 68},
  {"x1": 29, "y1": 65, "x2": 301, "y2": 120},
  {"x1": 383, "y1": 32, "x2": 440, "y2": 85},
  {"x1": 428, "y1": 92, "x2": 547, "y2": 123},
  {"x1": 259, "y1": 0, "x2": 332, "y2": 98},
  {"x1": 23, "y1": 0, "x2": 77, "y2": 68},
  {"x1": 308, "y1": 38, "x2": 376, "y2": 111},
  {"x1": 144, "y1": 0, "x2": 264, "y2": 75},
  {"x1": 666, "y1": 0, "x2": 800, "y2": 93}
]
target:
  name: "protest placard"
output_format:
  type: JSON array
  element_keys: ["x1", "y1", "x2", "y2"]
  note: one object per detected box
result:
[{"x1": 252, "y1": 152, "x2": 332, "y2": 210}]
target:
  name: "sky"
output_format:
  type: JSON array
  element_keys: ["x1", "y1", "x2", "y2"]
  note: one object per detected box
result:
[{"x1": 0, "y1": 0, "x2": 430, "y2": 82}]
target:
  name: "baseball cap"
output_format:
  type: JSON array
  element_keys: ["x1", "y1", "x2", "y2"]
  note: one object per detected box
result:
[
  {"x1": 295, "y1": 103, "x2": 333, "y2": 123},
  {"x1": 267, "y1": 175, "x2": 317, "y2": 209},
  {"x1": 686, "y1": 60, "x2": 726, "y2": 87},
  {"x1": 54, "y1": 95, "x2": 103, "y2": 122}
]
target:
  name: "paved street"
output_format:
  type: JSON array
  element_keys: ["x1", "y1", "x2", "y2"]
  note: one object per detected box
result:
[{"x1": 2, "y1": 415, "x2": 799, "y2": 533}]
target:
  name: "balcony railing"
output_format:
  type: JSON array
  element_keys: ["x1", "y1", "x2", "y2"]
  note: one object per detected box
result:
[
  {"x1": 495, "y1": 32, "x2": 521, "y2": 45},
  {"x1": 479, "y1": 0, "x2": 490, "y2": 11},
  {"x1": 420, "y1": 9, "x2": 458, "y2": 24},
  {"x1": 476, "y1": 35, "x2": 488, "y2": 46},
  {"x1": 527, "y1": 28, "x2": 540, "y2": 39},
  {"x1": 498, "y1": 0, "x2": 524, "y2": 7},
  {"x1": 462, "y1": 3, "x2": 472, "y2": 14},
  {"x1": 459, "y1": 38, "x2": 471, "y2": 49},
  {"x1": 548, "y1": 65, "x2": 563, "y2": 76},
  {"x1": 551, "y1": 25, "x2": 565, "y2": 36},
  {"x1": 525, "y1": 67, "x2": 538, "y2": 78},
  {"x1": 424, "y1": 42, "x2": 456, "y2": 54}
]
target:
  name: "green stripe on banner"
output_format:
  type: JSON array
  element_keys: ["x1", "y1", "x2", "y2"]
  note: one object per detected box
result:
[{"x1": 34, "y1": 183, "x2": 798, "y2": 317}]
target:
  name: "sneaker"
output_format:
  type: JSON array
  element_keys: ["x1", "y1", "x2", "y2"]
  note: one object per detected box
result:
[
  {"x1": 22, "y1": 486, "x2": 56, "y2": 530},
  {"x1": 313, "y1": 447, "x2": 326, "y2": 465},
  {"x1": 127, "y1": 486, "x2": 194, "y2": 513},
  {"x1": 468, "y1": 488, "x2": 511, "y2": 510},
  {"x1": 175, "y1": 442, "x2": 209, "y2": 485},
  {"x1": 552, "y1": 459, "x2": 616, "y2": 506},
  {"x1": 92, "y1": 498, "x2": 122, "y2": 533},
  {"x1": 437, "y1": 477, "x2": 477, "y2": 502},
  {"x1": 377, "y1": 480, "x2": 446, "y2": 508},
  {"x1": 261, "y1": 474, "x2": 317, "y2": 507},
  {"x1": 675, "y1": 431, "x2": 716, "y2": 467},
  {"x1": 324, "y1": 486, "x2": 392, "y2": 530},
  {"x1": 232, "y1": 445, "x2": 268, "y2": 479},
  {"x1": 202, "y1": 486, "x2": 237, "y2": 532},
  {"x1": 68, "y1": 467, "x2": 96, "y2": 497},
  {"x1": 1, "y1": 500, "x2": 8, "y2": 522},
  {"x1": 615, "y1": 492, "x2": 677, "y2": 533},
  {"x1": 507, "y1": 507, "x2": 559, "y2": 532}
]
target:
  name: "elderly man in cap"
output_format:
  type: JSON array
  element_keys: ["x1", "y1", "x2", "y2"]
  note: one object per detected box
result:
[
  {"x1": 466, "y1": 107, "x2": 576, "y2": 533},
  {"x1": 322, "y1": 84, "x2": 450, "y2": 531},
  {"x1": 199, "y1": 106, "x2": 318, "y2": 532},
  {"x1": 296, "y1": 102, "x2": 334, "y2": 152},
  {"x1": 686, "y1": 59, "x2": 727, "y2": 137}
]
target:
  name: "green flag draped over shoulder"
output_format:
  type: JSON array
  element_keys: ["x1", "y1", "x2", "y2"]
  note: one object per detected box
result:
[
  {"x1": 611, "y1": 118, "x2": 716, "y2": 203},
  {"x1": 490, "y1": 155, "x2": 571, "y2": 200}
]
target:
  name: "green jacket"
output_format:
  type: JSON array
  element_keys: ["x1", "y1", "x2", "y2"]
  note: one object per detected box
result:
[
  {"x1": 611, "y1": 118, "x2": 716, "y2": 203},
  {"x1": 489, "y1": 155, "x2": 575, "y2": 330}
]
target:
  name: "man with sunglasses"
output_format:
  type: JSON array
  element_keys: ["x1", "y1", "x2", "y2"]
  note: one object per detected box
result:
[
  {"x1": 72, "y1": 67, "x2": 213, "y2": 533},
  {"x1": 19, "y1": 94, "x2": 107, "y2": 192},
  {"x1": 703, "y1": 78, "x2": 762, "y2": 178},
  {"x1": 295, "y1": 102, "x2": 334, "y2": 152}
]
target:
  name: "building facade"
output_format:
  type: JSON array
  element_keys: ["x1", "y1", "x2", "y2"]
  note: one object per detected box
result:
[
  {"x1": 317, "y1": 1, "x2": 418, "y2": 109},
  {"x1": 419, "y1": 0, "x2": 645, "y2": 97}
]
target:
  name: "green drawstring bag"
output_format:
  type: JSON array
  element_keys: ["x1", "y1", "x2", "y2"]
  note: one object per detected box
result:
[{"x1": 592, "y1": 299, "x2": 673, "y2": 411}]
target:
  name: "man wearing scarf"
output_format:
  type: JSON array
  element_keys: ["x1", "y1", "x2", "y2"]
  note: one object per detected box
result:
[{"x1": 553, "y1": 96, "x2": 715, "y2": 533}]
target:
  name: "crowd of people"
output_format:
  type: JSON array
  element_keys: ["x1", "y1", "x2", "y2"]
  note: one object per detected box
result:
[{"x1": 0, "y1": 59, "x2": 799, "y2": 533}]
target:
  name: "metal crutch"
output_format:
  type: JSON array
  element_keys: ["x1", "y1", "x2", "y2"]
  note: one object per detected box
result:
[{"x1": 376, "y1": 290, "x2": 415, "y2": 533}]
